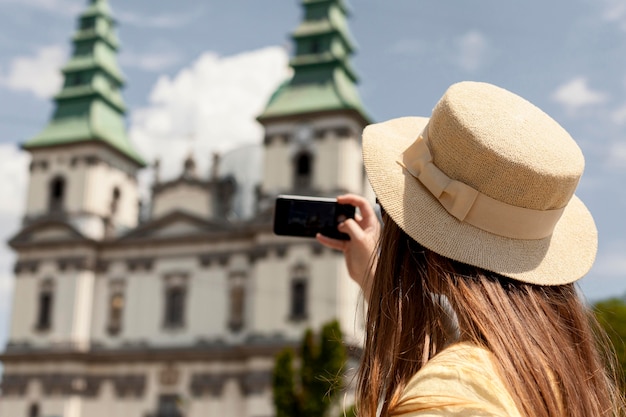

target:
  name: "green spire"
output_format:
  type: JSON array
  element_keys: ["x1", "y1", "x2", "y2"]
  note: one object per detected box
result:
[
  {"x1": 258, "y1": 0, "x2": 370, "y2": 123},
  {"x1": 23, "y1": 0, "x2": 146, "y2": 167}
]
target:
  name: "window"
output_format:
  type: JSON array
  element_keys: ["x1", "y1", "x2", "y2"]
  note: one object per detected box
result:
[
  {"x1": 291, "y1": 280, "x2": 308, "y2": 319},
  {"x1": 310, "y1": 39, "x2": 321, "y2": 54},
  {"x1": 164, "y1": 287, "x2": 185, "y2": 328},
  {"x1": 66, "y1": 73, "x2": 86, "y2": 87},
  {"x1": 36, "y1": 281, "x2": 54, "y2": 331},
  {"x1": 110, "y1": 187, "x2": 121, "y2": 216},
  {"x1": 80, "y1": 17, "x2": 95, "y2": 30},
  {"x1": 228, "y1": 272, "x2": 247, "y2": 332},
  {"x1": 155, "y1": 394, "x2": 183, "y2": 417},
  {"x1": 294, "y1": 151, "x2": 313, "y2": 189},
  {"x1": 73, "y1": 44, "x2": 93, "y2": 57},
  {"x1": 290, "y1": 264, "x2": 308, "y2": 320},
  {"x1": 28, "y1": 403, "x2": 39, "y2": 417},
  {"x1": 48, "y1": 176, "x2": 65, "y2": 212},
  {"x1": 107, "y1": 293, "x2": 124, "y2": 335},
  {"x1": 162, "y1": 275, "x2": 187, "y2": 330}
]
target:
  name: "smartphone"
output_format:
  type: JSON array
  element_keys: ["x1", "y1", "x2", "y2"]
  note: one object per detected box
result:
[{"x1": 273, "y1": 195, "x2": 356, "y2": 240}]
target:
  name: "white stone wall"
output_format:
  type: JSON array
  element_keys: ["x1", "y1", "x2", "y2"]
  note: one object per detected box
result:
[
  {"x1": 262, "y1": 135, "x2": 291, "y2": 194},
  {"x1": 9, "y1": 250, "x2": 97, "y2": 349},
  {"x1": 25, "y1": 144, "x2": 139, "y2": 230},
  {"x1": 0, "y1": 360, "x2": 276, "y2": 417},
  {"x1": 9, "y1": 232, "x2": 363, "y2": 350},
  {"x1": 151, "y1": 183, "x2": 213, "y2": 219},
  {"x1": 261, "y1": 115, "x2": 365, "y2": 195},
  {"x1": 250, "y1": 235, "x2": 364, "y2": 343}
]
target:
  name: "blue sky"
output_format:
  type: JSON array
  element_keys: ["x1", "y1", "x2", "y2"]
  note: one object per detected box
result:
[{"x1": 0, "y1": 0, "x2": 625, "y2": 346}]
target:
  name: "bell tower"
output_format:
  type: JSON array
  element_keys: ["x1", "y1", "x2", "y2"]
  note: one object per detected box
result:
[
  {"x1": 257, "y1": 0, "x2": 370, "y2": 206},
  {"x1": 5, "y1": 0, "x2": 145, "y2": 354},
  {"x1": 22, "y1": 0, "x2": 145, "y2": 239}
]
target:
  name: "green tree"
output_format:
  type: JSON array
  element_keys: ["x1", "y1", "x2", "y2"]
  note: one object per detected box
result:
[
  {"x1": 272, "y1": 320, "x2": 349, "y2": 417},
  {"x1": 594, "y1": 297, "x2": 626, "y2": 389},
  {"x1": 273, "y1": 349, "x2": 298, "y2": 417}
]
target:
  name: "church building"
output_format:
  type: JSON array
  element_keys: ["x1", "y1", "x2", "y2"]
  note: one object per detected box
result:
[{"x1": 0, "y1": 0, "x2": 371, "y2": 416}]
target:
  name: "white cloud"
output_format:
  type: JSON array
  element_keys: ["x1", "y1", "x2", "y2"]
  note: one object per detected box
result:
[
  {"x1": 0, "y1": 45, "x2": 66, "y2": 99},
  {"x1": 551, "y1": 77, "x2": 608, "y2": 112},
  {"x1": 600, "y1": 0, "x2": 626, "y2": 30},
  {"x1": 120, "y1": 50, "x2": 182, "y2": 72},
  {"x1": 128, "y1": 46, "x2": 290, "y2": 182},
  {"x1": 455, "y1": 30, "x2": 489, "y2": 72},
  {"x1": 0, "y1": 144, "x2": 29, "y2": 345},
  {"x1": 0, "y1": 143, "x2": 28, "y2": 220}
]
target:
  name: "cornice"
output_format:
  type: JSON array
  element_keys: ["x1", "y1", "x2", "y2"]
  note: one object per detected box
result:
[{"x1": 0, "y1": 337, "x2": 299, "y2": 364}]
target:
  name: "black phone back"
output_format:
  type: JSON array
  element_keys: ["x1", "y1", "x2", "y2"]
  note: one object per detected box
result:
[{"x1": 273, "y1": 195, "x2": 355, "y2": 240}]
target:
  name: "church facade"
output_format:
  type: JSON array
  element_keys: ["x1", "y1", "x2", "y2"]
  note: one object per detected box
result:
[{"x1": 0, "y1": 0, "x2": 371, "y2": 416}]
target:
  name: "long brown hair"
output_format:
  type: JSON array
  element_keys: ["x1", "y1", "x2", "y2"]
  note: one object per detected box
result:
[{"x1": 357, "y1": 215, "x2": 625, "y2": 417}]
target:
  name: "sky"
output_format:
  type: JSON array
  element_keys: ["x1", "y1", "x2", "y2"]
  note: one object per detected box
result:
[{"x1": 0, "y1": 0, "x2": 625, "y2": 347}]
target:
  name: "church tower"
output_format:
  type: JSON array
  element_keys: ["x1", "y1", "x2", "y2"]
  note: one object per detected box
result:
[
  {"x1": 4, "y1": 0, "x2": 144, "y2": 364},
  {"x1": 257, "y1": 0, "x2": 370, "y2": 206},
  {"x1": 22, "y1": 0, "x2": 145, "y2": 239}
]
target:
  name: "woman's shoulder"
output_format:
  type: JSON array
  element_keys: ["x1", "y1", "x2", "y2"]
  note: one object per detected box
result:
[{"x1": 394, "y1": 342, "x2": 523, "y2": 417}]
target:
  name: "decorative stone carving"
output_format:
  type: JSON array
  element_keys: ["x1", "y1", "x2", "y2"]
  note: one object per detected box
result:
[
  {"x1": 159, "y1": 364, "x2": 181, "y2": 387},
  {"x1": 275, "y1": 245, "x2": 288, "y2": 258},
  {"x1": 96, "y1": 260, "x2": 110, "y2": 273},
  {"x1": 247, "y1": 247, "x2": 268, "y2": 264},
  {"x1": 199, "y1": 252, "x2": 231, "y2": 268},
  {"x1": 238, "y1": 371, "x2": 271, "y2": 396},
  {"x1": 111, "y1": 374, "x2": 146, "y2": 398},
  {"x1": 14, "y1": 260, "x2": 40, "y2": 275},
  {"x1": 189, "y1": 373, "x2": 228, "y2": 397},
  {"x1": 57, "y1": 257, "x2": 89, "y2": 271},
  {"x1": 190, "y1": 371, "x2": 271, "y2": 398},
  {"x1": 0, "y1": 374, "x2": 29, "y2": 396},
  {"x1": 126, "y1": 258, "x2": 154, "y2": 272}
]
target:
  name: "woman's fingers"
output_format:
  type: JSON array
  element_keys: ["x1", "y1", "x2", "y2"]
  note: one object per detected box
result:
[
  {"x1": 337, "y1": 218, "x2": 365, "y2": 241},
  {"x1": 316, "y1": 233, "x2": 346, "y2": 251},
  {"x1": 337, "y1": 194, "x2": 378, "y2": 227}
]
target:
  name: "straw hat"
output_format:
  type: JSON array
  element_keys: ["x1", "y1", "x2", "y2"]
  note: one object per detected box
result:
[{"x1": 363, "y1": 81, "x2": 597, "y2": 285}]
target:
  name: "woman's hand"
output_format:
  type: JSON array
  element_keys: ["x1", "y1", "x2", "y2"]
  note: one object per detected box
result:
[{"x1": 316, "y1": 194, "x2": 381, "y2": 300}]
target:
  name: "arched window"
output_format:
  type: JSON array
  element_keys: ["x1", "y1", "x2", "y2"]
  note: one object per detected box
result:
[
  {"x1": 36, "y1": 281, "x2": 54, "y2": 331},
  {"x1": 156, "y1": 394, "x2": 183, "y2": 417},
  {"x1": 110, "y1": 187, "x2": 121, "y2": 216},
  {"x1": 290, "y1": 264, "x2": 308, "y2": 321},
  {"x1": 164, "y1": 286, "x2": 185, "y2": 328},
  {"x1": 28, "y1": 403, "x2": 40, "y2": 417},
  {"x1": 294, "y1": 151, "x2": 313, "y2": 189},
  {"x1": 49, "y1": 176, "x2": 66, "y2": 212},
  {"x1": 310, "y1": 39, "x2": 321, "y2": 54},
  {"x1": 228, "y1": 272, "x2": 247, "y2": 332},
  {"x1": 291, "y1": 280, "x2": 308, "y2": 320},
  {"x1": 107, "y1": 292, "x2": 124, "y2": 335},
  {"x1": 163, "y1": 275, "x2": 187, "y2": 329}
]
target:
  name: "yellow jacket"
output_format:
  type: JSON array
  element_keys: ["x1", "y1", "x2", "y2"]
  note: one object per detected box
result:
[{"x1": 394, "y1": 342, "x2": 523, "y2": 417}]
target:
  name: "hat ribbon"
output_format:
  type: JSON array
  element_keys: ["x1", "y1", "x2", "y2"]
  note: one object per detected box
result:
[{"x1": 397, "y1": 130, "x2": 565, "y2": 240}]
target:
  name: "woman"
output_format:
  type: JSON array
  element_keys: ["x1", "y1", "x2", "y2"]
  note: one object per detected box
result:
[{"x1": 317, "y1": 82, "x2": 625, "y2": 417}]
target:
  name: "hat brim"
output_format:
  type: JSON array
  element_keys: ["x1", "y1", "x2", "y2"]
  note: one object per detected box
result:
[{"x1": 363, "y1": 116, "x2": 597, "y2": 285}]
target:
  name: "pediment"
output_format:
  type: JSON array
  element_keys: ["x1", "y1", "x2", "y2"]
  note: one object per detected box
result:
[
  {"x1": 9, "y1": 220, "x2": 87, "y2": 248},
  {"x1": 119, "y1": 210, "x2": 231, "y2": 241},
  {"x1": 152, "y1": 220, "x2": 207, "y2": 238}
]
